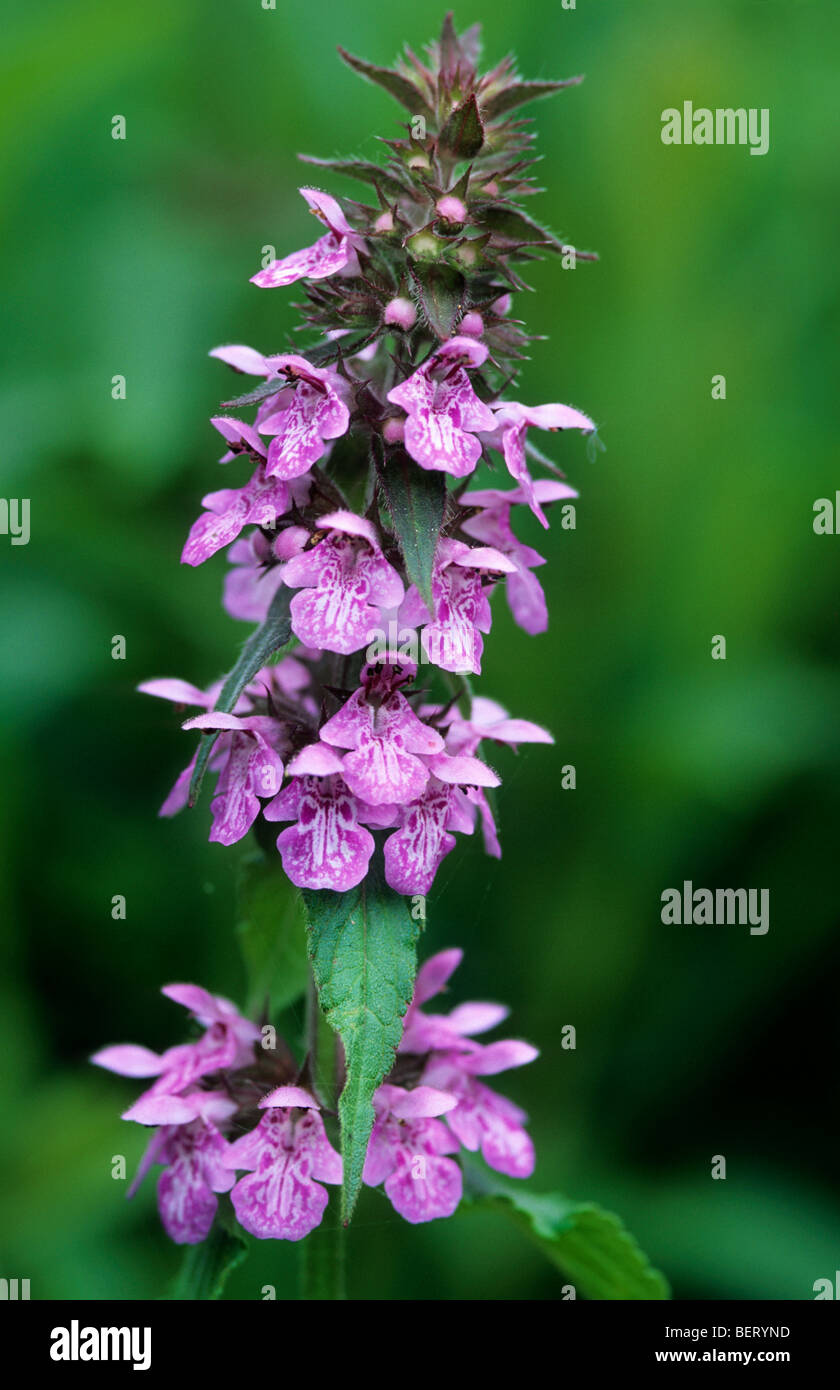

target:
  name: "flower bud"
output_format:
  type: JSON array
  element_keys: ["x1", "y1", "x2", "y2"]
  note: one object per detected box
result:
[
  {"x1": 460, "y1": 311, "x2": 484, "y2": 337},
  {"x1": 384, "y1": 297, "x2": 417, "y2": 330},
  {"x1": 383, "y1": 416, "x2": 405, "y2": 443},
  {"x1": 435, "y1": 194, "x2": 467, "y2": 225}
]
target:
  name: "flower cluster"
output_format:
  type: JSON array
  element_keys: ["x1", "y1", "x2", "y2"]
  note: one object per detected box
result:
[
  {"x1": 141, "y1": 660, "x2": 550, "y2": 893},
  {"x1": 142, "y1": 17, "x2": 597, "y2": 896},
  {"x1": 92, "y1": 950, "x2": 537, "y2": 1241}
]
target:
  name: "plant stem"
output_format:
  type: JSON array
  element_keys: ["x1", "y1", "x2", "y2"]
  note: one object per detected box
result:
[{"x1": 300, "y1": 969, "x2": 347, "y2": 1300}]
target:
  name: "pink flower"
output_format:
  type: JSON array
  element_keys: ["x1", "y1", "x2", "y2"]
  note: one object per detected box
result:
[
  {"x1": 182, "y1": 712, "x2": 288, "y2": 846},
  {"x1": 133, "y1": 1093, "x2": 237, "y2": 1246},
  {"x1": 256, "y1": 356, "x2": 351, "y2": 479},
  {"x1": 262, "y1": 744, "x2": 382, "y2": 892},
  {"x1": 319, "y1": 660, "x2": 444, "y2": 806},
  {"x1": 91, "y1": 984, "x2": 261, "y2": 1123},
  {"x1": 181, "y1": 467, "x2": 289, "y2": 568},
  {"x1": 480, "y1": 401, "x2": 595, "y2": 526},
  {"x1": 400, "y1": 947, "x2": 509, "y2": 1054},
  {"x1": 282, "y1": 512, "x2": 404, "y2": 654},
  {"x1": 251, "y1": 188, "x2": 365, "y2": 288},
  {"x1": 222, "y1": 534, "x2": 287, "y2": 624},
  {"x1": 386, "y1": 336, "x2": 496, "y2": 477},
  {"x1": 399, "y1": 539, "x2": 516, "y2": 674},
  {"x1": 362, "y1": 1084, "x2": 462, "y2": 1224},
  {"x1": 461, "y1": 480, "x2": 577, "y2": 634},
  {"x1": 382, "y1": 753, "x2": 500, "y2": 895},
  {"x1": 224, "y1": 1086, "x2": 342, "y2": 1241},
  {"x1": 424, "y1": 1041, "x2": 538, "y2": 1179}
]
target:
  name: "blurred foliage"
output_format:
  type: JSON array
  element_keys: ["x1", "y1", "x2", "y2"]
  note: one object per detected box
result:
[{"x1": 0, "y1": 0, "x2": 838, "y2": 1300}]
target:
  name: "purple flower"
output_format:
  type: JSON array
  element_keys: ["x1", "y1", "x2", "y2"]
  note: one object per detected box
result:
[
  {"x1": 282, "y1": 512, "x2": 404, "y2": 654},
  {"x1": 319, "y1": 660, "x2": 444, "y2": 806},
  {"x1": 462, "y1": 481, "x2": 578, "y2": 634},
  {"x1": 263, "y1": 743, "x2": 383, "y2": 892},
  {"x1": 256, "y1": 356, "x2": 351, "y2": 480},
  {"x1": 181, "y1": 467, "x2": 290, "y2": 568},
  {"x1": 222, "y1": 533, "x2": 288, "y2": 624},
  {"x1": 224, "y1": 1086, "x2": 342, "y2": 1241},
  {"x1": 132, "y1": 1092, "x2": 237, "y2": 1246},
  {"x1": 91, "y1": 984, "x2": 261, "y2": 1122},
  {"x1": 182, "y1": 712, "x2": 288, "y2": 846},
  {"x1": 400, "y1": 947, "x2": 509, "y2": 1055},
  {"x1": 399, "y1": 539, "x2": 516, "y2": 674},
  {"x1": 424, "y1": 1041, "x2": 538, "y2": 1179},
  {"x1": 362, "y1": 1084, "x2": 462, "y2": 1224},
  {"x1": 480, "y1": 401, "x2": 595, "y2": 526},
  {"x1": 251, "y1": 188, "x2": 365, "y2": 288},
  {"x1": 386, "y1": 336, "x2": 496, "y2": 477},
  {"x1": 382, "y1": 752, "x2": 500, "y2": 895}
]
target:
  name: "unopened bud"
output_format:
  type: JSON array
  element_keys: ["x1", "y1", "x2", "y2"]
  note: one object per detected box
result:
[
  {"x1": 492, "y1": 294, "x2": 512, "y2": 316},
  {"x1": 383, "y1": 417, "x2": 405, "y2": 443},
  {"x1": 460, "y1": 311, "x2": 484, "y2": 337},
  {"x1": 384, "y1": 297, "x2": 417, "y2": 330},
  {"x1": 435, "y1": 194, "x2": 467, "y2": 225},
  {"x1": 374, "y1": 210, "x2": 395, "y2": 233}
]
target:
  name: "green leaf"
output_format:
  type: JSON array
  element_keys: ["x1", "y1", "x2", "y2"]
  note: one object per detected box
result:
[
  {"x1": 437, "y1": 94, "x2": 485, "y2": 162},
  {"x1": 188, "y1": 585, "x2": 294, "y2": 808},
  {"x1": 220, "y1": 378, "x2": 287, "y2": 409},
  {"x1": 298, "y1": 154, "x2": 409, "y2": 200},
  {"x1": 482, "y1": 76, "x2": 584, "y2": 121},
  {"x1": 376, "y1": 446, "x2": 445, "y2": 611},
  {"x1": 476, "y1": 203, "x2": 565, "y2": 251},
  {"x1": 338, "y1": 47, "x2": 433, "y2": 117},
  {"x1": 408, "y1": 261, "x2": 465, "y2": 341},
  {"x1": 168, "y1": 1223, "x2": 248, "y2": 1301},
  {"x1": 303, "y1": 856, "x2": 419, "y2": 1222},
  {"x1": 464, "y1": 1163, "x2": 670, "y2": 1300},
  {"x1": 236, "y1": 851, "x2": 309, "y2": 1018}
]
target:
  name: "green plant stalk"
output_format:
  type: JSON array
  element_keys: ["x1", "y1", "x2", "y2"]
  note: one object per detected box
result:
[{"x1": 299, "y1": 970, "x2": 347, "y2": 1300}]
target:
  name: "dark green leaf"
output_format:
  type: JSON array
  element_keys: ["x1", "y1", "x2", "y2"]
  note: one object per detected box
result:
[
  {"x1": 338, "y1": 48, "x2": 433, "y2": 117},
  {"x1": 437, "y1": 94, "x2": 485, "y2": 162},
  {"x1": 476, "y1": 203, "x2": 565, "y2": 251},
  {"x1": 464, "y1": 1162, "x2": 670, "y2": 1300},
  {"x1": 376, "y1": 447, "x2": 445, "y2": 611},
  {"x1": 303, "y1": 857, "x2": 419, "y2": 1222},
  {"x1": 221, "y1": 378, "x2": 286, "y2": 409},
  {"x1": 482, "y1": 76, "x2": 584, "y2": 121},
  {"x1": 188, "y1": 585, "x2": 294, "y2": 808},
  {"x1": 237, "y1": 851, "x2": 309, "y2": 1018},
  {"x1": 168, "y1": 1223, "x2": 248, "y2": 1301},
  {"x1": 298, "y1": 154, "x2": 409, "y2": 200},
  {"x1": 408, "y1": 261, "x2": 465, "y2": 341}
]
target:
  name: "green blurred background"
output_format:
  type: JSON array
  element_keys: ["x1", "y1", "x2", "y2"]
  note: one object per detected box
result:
[{"x1": 1, "y1": 0, "x2": 838, "y2": 1300}]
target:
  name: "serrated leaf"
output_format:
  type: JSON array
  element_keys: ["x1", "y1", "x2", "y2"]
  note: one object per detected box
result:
[
  {"x1": 168, "y1": 1223, "x2": 248, "y2": 1301},
  {"x1": 438, "y1": 94, "x2": 484, "y2": 162},
  {"x1": 221, "y1": 378, "x2": 286, "y2": 409},
  {"x1": 464, "y1": 1162, "x2": 669, "y2": 1300},
  {"x1": 482, "y1": 76, "x2": 584, "y2": 121},
  {"x1": 236, "y1": 851, "x2": 309, "y2": 1018},
  {"x1": 305, "y1": 329, "x2": 381, "y2": 368},
  {"x1": 188, "y1": 585, "x2": 294, "y2": 808},
  {"x1": 303, "y1": 857, "x2": 419, "y2": 1222},
  {"x1": 299, "y1": 154, "x2": 409, "y2": 200},
  {"x1": 408, "y1": 261, "x2": 465, "y2": 341},
  {"x1": 376, "y1": 447, "x2": 445, "y2": 611},
  {"x1": 338, "y1": 47, "x2": 434, "y2": 117},
  {"x1": 476, "y1": 203, "x2": 565, "y2": 251}
]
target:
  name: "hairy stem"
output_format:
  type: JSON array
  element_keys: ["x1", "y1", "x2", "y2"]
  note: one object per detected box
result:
[{"x1": 300, "y1": 968, "x2": 347, "y2": 1300}]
